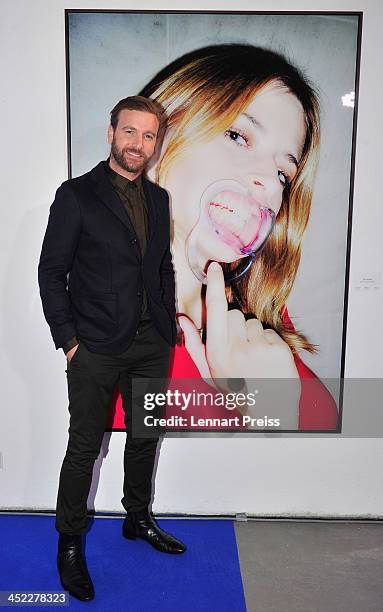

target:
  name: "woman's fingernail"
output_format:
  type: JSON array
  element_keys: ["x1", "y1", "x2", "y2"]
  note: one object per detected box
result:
[{"x1": 208, "y1": 261, "x2": 220, "y2": 272}]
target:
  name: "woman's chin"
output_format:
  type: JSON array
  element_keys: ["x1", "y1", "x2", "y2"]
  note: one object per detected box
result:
[{"x1": 201, "y1": 237, "x2": 246, "y2": 265}]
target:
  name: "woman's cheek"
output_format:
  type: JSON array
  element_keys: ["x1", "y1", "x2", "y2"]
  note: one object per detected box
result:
[
  {"x1": 269, "y1": 192, "x2": 284, "y2": 216},
  {"x1": 169, "y1": 184, "x2": 202, "y2": 236}
]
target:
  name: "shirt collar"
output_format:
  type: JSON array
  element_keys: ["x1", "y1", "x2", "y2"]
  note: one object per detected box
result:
[{"x1": 104, "y1": 158, "x2": 143, "y2": 194}]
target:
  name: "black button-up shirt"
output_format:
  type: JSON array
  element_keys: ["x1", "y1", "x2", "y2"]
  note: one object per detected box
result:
[{"x1": 105, "y1": 161, "x2": 151, "y2": 319}]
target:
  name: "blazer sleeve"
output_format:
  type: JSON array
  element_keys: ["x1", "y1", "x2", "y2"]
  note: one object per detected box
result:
[
  {"x1": 38, "y1": 182, "x2": 81, "y2": 349},
  {"x1": 159, "y1": 191, "x2": 176, "y2": 319}
]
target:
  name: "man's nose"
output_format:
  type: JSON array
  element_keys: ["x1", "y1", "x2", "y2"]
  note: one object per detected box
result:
[{"x1": 132, "y1": 133, "x2": 144, "y2": 149}]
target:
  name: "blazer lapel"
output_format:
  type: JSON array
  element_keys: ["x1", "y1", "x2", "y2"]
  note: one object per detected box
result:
[
  {"x1": 89, "y1": 161, "x2": 141, "y2": 260},
  {"x1": 89, "y1": 162, "x2": 160, "y2": 260}
]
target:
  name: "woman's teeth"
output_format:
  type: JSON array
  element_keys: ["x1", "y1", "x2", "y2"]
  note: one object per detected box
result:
[
  {"x1": 207, "y1": 190, "x2": 263, "y2": 248},
  {"x1": 209, "y1": 202, "x2": 247, "y2": 236}
]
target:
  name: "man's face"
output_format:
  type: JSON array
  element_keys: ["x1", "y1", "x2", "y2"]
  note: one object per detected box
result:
[{"x1": 108, "y1": 109, "x2": 159, "y2": 176}]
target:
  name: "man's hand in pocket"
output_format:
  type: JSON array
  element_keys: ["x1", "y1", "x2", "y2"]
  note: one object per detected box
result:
[{"x1": 66, "y1": 344, "x2": 80, "y2": 363}]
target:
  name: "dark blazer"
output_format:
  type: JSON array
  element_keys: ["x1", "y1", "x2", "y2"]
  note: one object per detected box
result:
[{"x1": 38, "y1": 161, "x2": 177, "y2": 353}]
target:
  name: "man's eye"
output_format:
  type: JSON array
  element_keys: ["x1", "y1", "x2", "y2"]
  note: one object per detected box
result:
[
  {"x1": 225, "y1": 129, "x2": 249, "y2": 147},
  {"x1": 145, "y1": 134, "x2": 154, "y2": 140}
]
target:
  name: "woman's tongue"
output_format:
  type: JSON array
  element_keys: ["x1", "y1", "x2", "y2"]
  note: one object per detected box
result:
[{"x1": 207, "y1": 190, "x2": 262, "y2": 251}]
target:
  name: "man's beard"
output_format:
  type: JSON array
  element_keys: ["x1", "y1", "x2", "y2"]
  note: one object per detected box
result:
[{"x1": 111, "y1": 140, "x2": 148, "y2": 174}]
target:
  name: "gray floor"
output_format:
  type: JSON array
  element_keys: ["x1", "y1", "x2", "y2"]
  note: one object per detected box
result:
[{"x1": 235, "y1": 521, "x2": 383, "y2": 612}]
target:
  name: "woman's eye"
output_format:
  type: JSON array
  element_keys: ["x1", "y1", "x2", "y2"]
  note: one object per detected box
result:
[
  {"x1": 225, "y1": 129, "x2": 249, "y2": 147},
  {"x1": 278, "y1": 170, "x2": 290, "y2": 187}
]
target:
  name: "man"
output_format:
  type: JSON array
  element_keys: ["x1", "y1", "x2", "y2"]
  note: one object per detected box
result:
[{"x1": 38, "y1": 96, "x2": 186, "y2": 602}]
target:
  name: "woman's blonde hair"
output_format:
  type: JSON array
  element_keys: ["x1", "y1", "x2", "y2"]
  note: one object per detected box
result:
[{"x1": 140, "y1": 44, "x2": 320, "y2": 354}]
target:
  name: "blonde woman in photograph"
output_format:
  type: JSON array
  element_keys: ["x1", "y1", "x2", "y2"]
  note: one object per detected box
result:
[{"x1": 111, "y1": 43, "x2": 338, "y2": 431}]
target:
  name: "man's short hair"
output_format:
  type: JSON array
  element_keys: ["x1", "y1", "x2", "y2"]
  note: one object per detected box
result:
[{"x1": 110, "y1": 96, "x2": 165, "y2": 130}]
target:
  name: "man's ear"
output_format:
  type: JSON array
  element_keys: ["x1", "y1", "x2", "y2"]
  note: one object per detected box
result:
[{"x1": 107, "y1": 124, "x2": 114, "y2": 145}]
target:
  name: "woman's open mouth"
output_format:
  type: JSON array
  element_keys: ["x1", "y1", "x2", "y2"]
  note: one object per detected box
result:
[
  {"x1": 185, "y1": 179, "x2": 275, "y2": 284},
  {"x1": 206, "y1": 187, "x2": 274, "y2": 255}
]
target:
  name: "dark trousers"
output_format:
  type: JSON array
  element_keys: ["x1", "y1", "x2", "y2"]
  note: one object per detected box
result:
[{"x1": 55, "y1": 318, "x2": 171, "y2": 535}]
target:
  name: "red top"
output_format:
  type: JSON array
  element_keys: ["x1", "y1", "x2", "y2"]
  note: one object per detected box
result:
[
  {"x1": 280, "y1": 308, "x2": 338, "y2": 430},
  {"x1": 107, "y1": 308, "x2": 339, "y2": 431}
]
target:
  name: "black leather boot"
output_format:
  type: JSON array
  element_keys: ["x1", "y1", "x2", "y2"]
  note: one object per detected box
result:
[
  {"x1": 57, "y1": 534, "x2": 95, "y2": 601},
  {"x1": 123, "y1": 510, "x2": 186, "y2": 554}
]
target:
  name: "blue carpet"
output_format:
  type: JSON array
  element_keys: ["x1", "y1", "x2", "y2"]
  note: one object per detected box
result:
[{"x1": 0, "y1": 515, "x2": 246, "y2": 611}]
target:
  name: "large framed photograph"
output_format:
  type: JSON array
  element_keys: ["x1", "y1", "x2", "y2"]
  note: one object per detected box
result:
[{"x1": 66, "y1": 10, "x2": 361, "y2": 433}]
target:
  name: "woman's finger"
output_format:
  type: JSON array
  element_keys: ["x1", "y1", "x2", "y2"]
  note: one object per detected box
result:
[
  {"x1": 227, "y1": 309, "x2": 247, "y2": 344},
  {"x1": 246, "y1": 317, "x2": 265, "y2": 342},
  {"x1": 205, "y1": 261, "x2": 228, "y2": 357},
  {"x1": 263, "y1": 328, "x2": 284, "y2": 345},
  {"x1": 177, "y1": 315, "x2": 211, "y2": 378}
]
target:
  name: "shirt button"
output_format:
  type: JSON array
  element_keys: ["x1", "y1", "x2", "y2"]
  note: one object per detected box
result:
[{"x1": 137, "y1": 292, "x2": 142, "y2": 297}]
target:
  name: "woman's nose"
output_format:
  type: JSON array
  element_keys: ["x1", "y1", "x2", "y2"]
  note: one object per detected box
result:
[{"x1": 244, "y1": 160, "x2": 282, "y2": 208}]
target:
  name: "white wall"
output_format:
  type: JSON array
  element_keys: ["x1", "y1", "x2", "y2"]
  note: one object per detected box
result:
[{"x1": 1, "y1": 0, "x2": 382, "y2": 518}]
